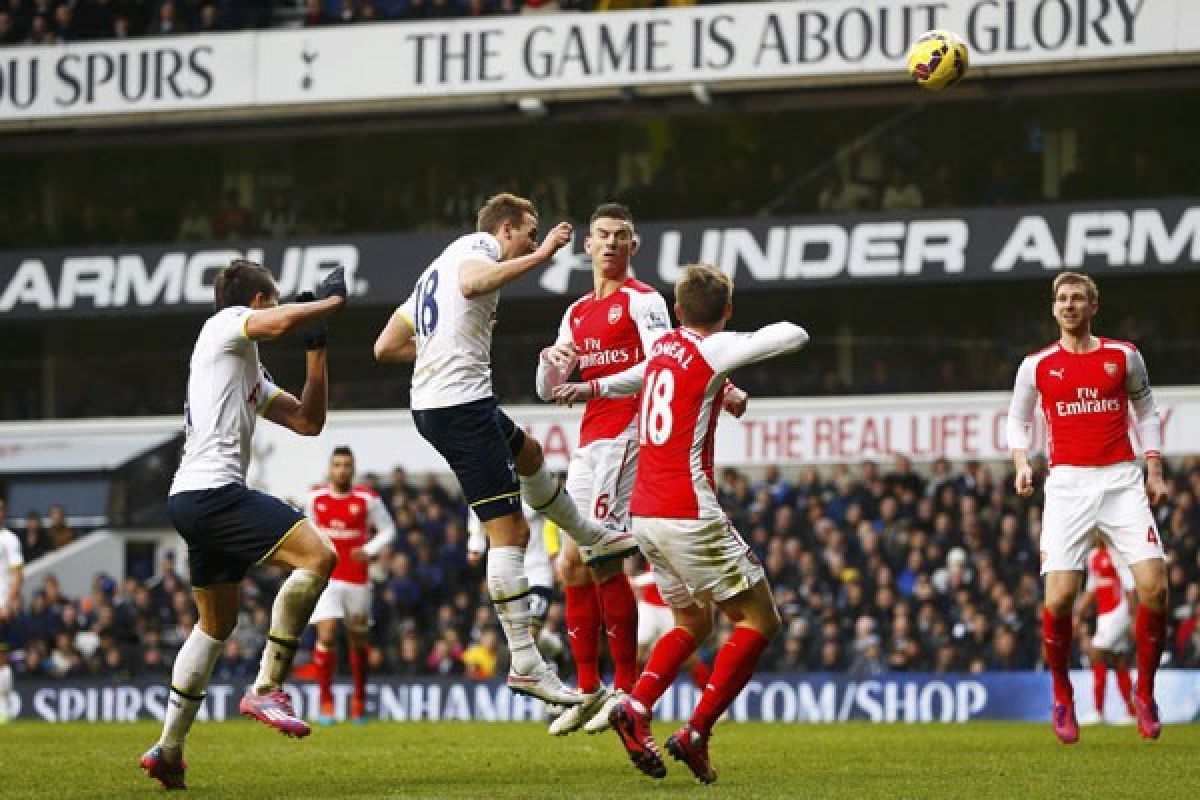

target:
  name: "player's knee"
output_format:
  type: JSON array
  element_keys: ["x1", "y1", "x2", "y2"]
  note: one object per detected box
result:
[
  {"x1": 562, "y1": 559, "x2": 590, "y2": 586},
  {"x1": 201, "y1": 616, "x2": 236, "y2": 641},
  {"x1": 1137, "y1": 578, "x2": 1168, "y2": 612},
  {"x1": 314, "y1": 543, "x2": 338, "y2": 578},
  {"x1": 515, "y1": 435, "x2": 543, "y2": 475}
]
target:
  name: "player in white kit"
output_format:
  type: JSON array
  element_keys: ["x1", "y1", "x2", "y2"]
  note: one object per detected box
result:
[
  {"x1": 1007, "y1": 271, "x2": 1168, "y2": 744},
  {"x1": 0, "y1": 498, "x2": 22, "y2": 723},
  {"x1": 373, "y1": 193, "x2": 634, "y2": 707},
  {"x1": 556, "y1": 264, "x2": 809, "y2": 783},
  {"x1": 140, "y1": 261, "x2": 348, "y2": 789}
]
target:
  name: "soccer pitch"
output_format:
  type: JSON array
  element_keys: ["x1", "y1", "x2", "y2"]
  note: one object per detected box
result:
[{"x1": 2, "y1": 720, "x2": 1197, "y2": 799}]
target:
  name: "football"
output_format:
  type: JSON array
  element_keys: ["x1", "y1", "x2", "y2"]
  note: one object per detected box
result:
[{"x1": 907, "y1": 30, "x2": 969, "y2": 91}]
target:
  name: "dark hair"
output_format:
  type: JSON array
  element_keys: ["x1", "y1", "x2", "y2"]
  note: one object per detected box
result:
[
  {"x1": 331, "y1": 446, "x2": 354, "y2": 460},
  {"x1": 675, "y1": 263, "x2": 732, "y2": 327},
  {"x1": 213, "y1": 259, "x2": 277, "y2": 310},
  {"x1": 589, "y1": 202, "x2": 633, "y2": 227},
  {"x1": 476, "y1": 192, "x2": 536, "y2": 234}
]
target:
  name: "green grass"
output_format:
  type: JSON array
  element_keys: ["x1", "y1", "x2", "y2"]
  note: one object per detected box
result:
[{"x1": 1, "y1": 720, "x2": 1198, "y2": 799}]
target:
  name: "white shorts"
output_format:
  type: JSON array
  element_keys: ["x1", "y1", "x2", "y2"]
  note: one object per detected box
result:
[
  {"x1": 1040, "y1": 462, "x2": 1164, "y2": 574},
  {"x1": 637, "y1": 602, "x2": 675, "y2": 649},
  {"x1": 632, "y1": 516, "x2": 765, "y2": 609},
  {"x1": 1092, "y1": 604, "x2": 1132, "y2": 653},
  {"x1": 310, "y1": 579, "x2": 372, "y2": 630},
  {"x1": 565, "y1": 423, "x2": 638, "y2": 527}
]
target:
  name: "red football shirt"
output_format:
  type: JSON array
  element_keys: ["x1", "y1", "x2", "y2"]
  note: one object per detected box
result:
[{"x1": 305, "y1": 484, "x2": 394, "y2": 584}]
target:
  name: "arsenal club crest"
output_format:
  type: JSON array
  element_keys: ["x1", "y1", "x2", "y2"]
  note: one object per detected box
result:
[
  {"x1": 1104, "y1": 361, "x2": 1118, "y2": 377},
  {"x1": 608, "y1": 305, "x2": 623, "y2": 324}
]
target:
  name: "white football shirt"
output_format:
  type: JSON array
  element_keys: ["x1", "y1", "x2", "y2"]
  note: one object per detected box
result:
[
  {"x1": 397, "y1": 233, "x2": 502, "y2": 411},
  {"x1": 0, "y1": 527, "x2": 23, "y2": 601},
  {"x1": 170, "y1": 306, "x2": 282, "y2": 494}
]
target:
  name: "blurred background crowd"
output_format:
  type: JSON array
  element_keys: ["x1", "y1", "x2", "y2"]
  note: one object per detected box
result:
[{"x1": 4, "y1": 457, "x2": 1199, "y2": 682}]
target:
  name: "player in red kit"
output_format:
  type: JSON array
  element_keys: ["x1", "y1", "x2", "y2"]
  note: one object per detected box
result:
[
  {"x1": 1081, "y1": 541, "x2": 1137, "y2": 723},
  {"x1": 302, "y1": 447, "x2": 396, "y2": 723},
  {"x1": 555, "y1": 264, "x2": 808, "y2": 783},
  {"x1": 1007, "y1": 271, "x2": 1168, "y2": 744},
  {"x1": 536, "y1": 204, "x2": 746, "y2": 736}
]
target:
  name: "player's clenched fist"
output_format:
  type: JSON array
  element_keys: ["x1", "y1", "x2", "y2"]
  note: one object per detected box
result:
[
  {"x1": 1014, "y1": 464, "x2": 1034, "y2": 497},
  {"x1": 537, "y1": 221, "x2": 573, "y2": 258},
  {"x1": 317, "y1": 267, "x2": 349, "y2": 304}
]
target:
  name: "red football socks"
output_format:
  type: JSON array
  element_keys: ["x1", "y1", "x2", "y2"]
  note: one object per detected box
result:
[
  {"x1": 690, "y1": 657, "x2": 711, "y2": 689},
  {"x1": 597, "y1": 574, "x2": 639, "y2": 691},
  {"x1": 1114, "y1": 666, "x2": 1134, "y2": 712},
  {"x1": 631, "y1": 627, "x2": 697, "y2": 710},
  {"x1": 1091, "y1": 663, "x2": 1107, "y2": 714},
  {"x1": 565, "y1": 582, "x2": 603, "y2": 692},
  {"x1": 689, "y1": 626, "x2": 769, "y2": 737},
  {"x1": 1134, "y1": 605, "x2": 1166, "y2": 702},
  {"x1": 1042, "y1": 609, "x2": 1073, "y2": 706},
  {"x1": 314, "y1": 643, "x2": 334, "y2": 707},
  {"x1": 349, "y1": 644, "x2": 367, "y2": 708}
]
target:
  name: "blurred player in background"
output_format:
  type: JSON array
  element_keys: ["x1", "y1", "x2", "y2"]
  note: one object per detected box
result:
[
  {"x1": 1080, "y1": 541, "x2": 1137, "y2": 723},
  {"x1": 0, "y1": 497, "x2": 21, "y2": 724},
  {"x1": 373, "y1": 193, "x2": 634, "y2": 707},
  {"x1": 467, "y1": 504, "x2": 559, "y2": 650},
  {"x1": 300, "y1": 446, "x2": 396, "y2": 725},
  {"x1": 536, "y1": 203, "x2": 745, "y2": 736},
  {"x1": 141, "y1": 262, "x2": 347, "y2": 789},
  {"x1": 1007, "y1": 271, "x2": 1168, "y2": 744},
  {"x1": 555, "y1": 263, "x2": 809, "y2": 784},
  {"x1": 631, "y1": 563, "x2": 710, "y2": 690}
]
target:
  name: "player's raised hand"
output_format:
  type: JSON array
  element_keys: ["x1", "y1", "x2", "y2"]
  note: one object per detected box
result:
[
  {"x1": 1145, "y1": 474, "x2": 1168, "y2": 506},
  {"x1": 1014, "y1": 464, "x2": 1034, "y2": 497},
  {"x1": 317, "y1": 267, "x2": 349, "y2": 305},
  {"x1": 552, "y1": 381, "x2": 594, "y2": 407},
  {"x1": 537, "y1": 221, "x2": 574, "y2": 259},
  {"x1": 722, "y1": 384, "x2": 749, "y2": 418}
]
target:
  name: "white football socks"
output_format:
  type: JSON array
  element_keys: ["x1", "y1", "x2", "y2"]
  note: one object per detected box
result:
[
  {"x1": 520, "y1": 464, "x2": 606, "y2": 546},
  {"x1": 159, "y1": 626, "x2": 224, "y2": 758},
  {"x1": 254, "y1": 568, "x2": 327, "y2": 695},
  {"x1": 487, "y1": 546, "x2": 541, "y2": 675}
]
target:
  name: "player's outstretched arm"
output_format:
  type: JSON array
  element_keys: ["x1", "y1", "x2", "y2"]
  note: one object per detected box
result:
[
  {"x1": 245, "y1": 268, "x2": 348, "y2": 341},
  {"x1": 374, "y1": 309, "x2": 417, "y2": 363},
  {"x1": 702, "y1": 322, "x2": 810, "y2": 376},
  {"x1": 1125, "y1": 348, "x2": 1167, "y2": 504},
  {"x1": 1006, "y1": 357, "x2": 1038, "y2": 496},
  {"x1": 553, "y1": 360, "x2": 648, "y2": 406},
  {"x1": 459, "y1": 222, "x2": 573, "y2": 298}
]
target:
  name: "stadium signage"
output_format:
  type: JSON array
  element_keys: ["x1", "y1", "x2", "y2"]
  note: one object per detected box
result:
[
  {"x1": 2, "y1": 1, "x2": 1198, "y2": 125},
  {"x1": 1, "y1": 200, "x2": 1197, "y2": 317},
  {"x1": 7, "y1": 672, "x2": 1198, "y2": 723}
]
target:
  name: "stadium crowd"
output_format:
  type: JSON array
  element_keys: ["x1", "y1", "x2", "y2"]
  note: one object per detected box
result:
[
  {"x1": 0, "y1": 0, "x2": 722, "y2": 45},
  {"x1": 4, "y1": 457, "x2": 1200, "y2": 684}
]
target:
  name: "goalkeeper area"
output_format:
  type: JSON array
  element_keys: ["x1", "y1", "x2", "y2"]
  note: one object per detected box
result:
[{"x1": 2, "y1": 720, "x2": 1197, "y2": 799}]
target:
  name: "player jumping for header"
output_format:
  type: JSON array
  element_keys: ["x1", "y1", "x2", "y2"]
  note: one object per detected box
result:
[{"x1": 373, "y1": 193, "x2": 635, "y2": 707}]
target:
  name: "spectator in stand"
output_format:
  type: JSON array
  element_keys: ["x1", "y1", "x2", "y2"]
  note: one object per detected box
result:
[
  {"x1": 462, "y1": 627, "x2": 500, "y2": 679},
  {"x1": 111, "y1": 11, "x2": 132, "y2": 38},
  {"x1": 212, "y1": 189, "x2": 253, "y2": 239},
  {"x1": 0, "y1": 11, "x2": 17, "y2": 44},
  {"x1": 303, "y1": 0, "x2": 328, "y2": 26},
  {"x1": 880, "y1": 167, "x2": 923, "y2": 211},
  {"x1": 146, "y1": 0, "x2": 187, "y2": 35},
  {"x1": 195, "y1": 4, "x2": 222, "y2": 33},
  {"x1": 260, "y1": 191, "x2": 297, "y2": 239},
  {"x1": 52, "y1": 3, "x2": 83, "y2": 41},
  {"x1": 22, "y1": 511, "x2": 52, "y2": 562},
  {"x1": 47, "y1": 505, "x2": 74, "y2": 550},
  {"x1": 177, "y1": 201, "x2": 214, "y2": 241}
]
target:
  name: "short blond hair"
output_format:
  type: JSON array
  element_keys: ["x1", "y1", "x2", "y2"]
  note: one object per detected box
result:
[
  {"x1": 476, "y1": 193, "x2": 536, "y2": 234},
  {"x1": 1052, "y1": 271, "x2": 1098, "y2": 303},
  {"x1": 675, "y1": 263, "x2": 732, "y2": 327}
]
